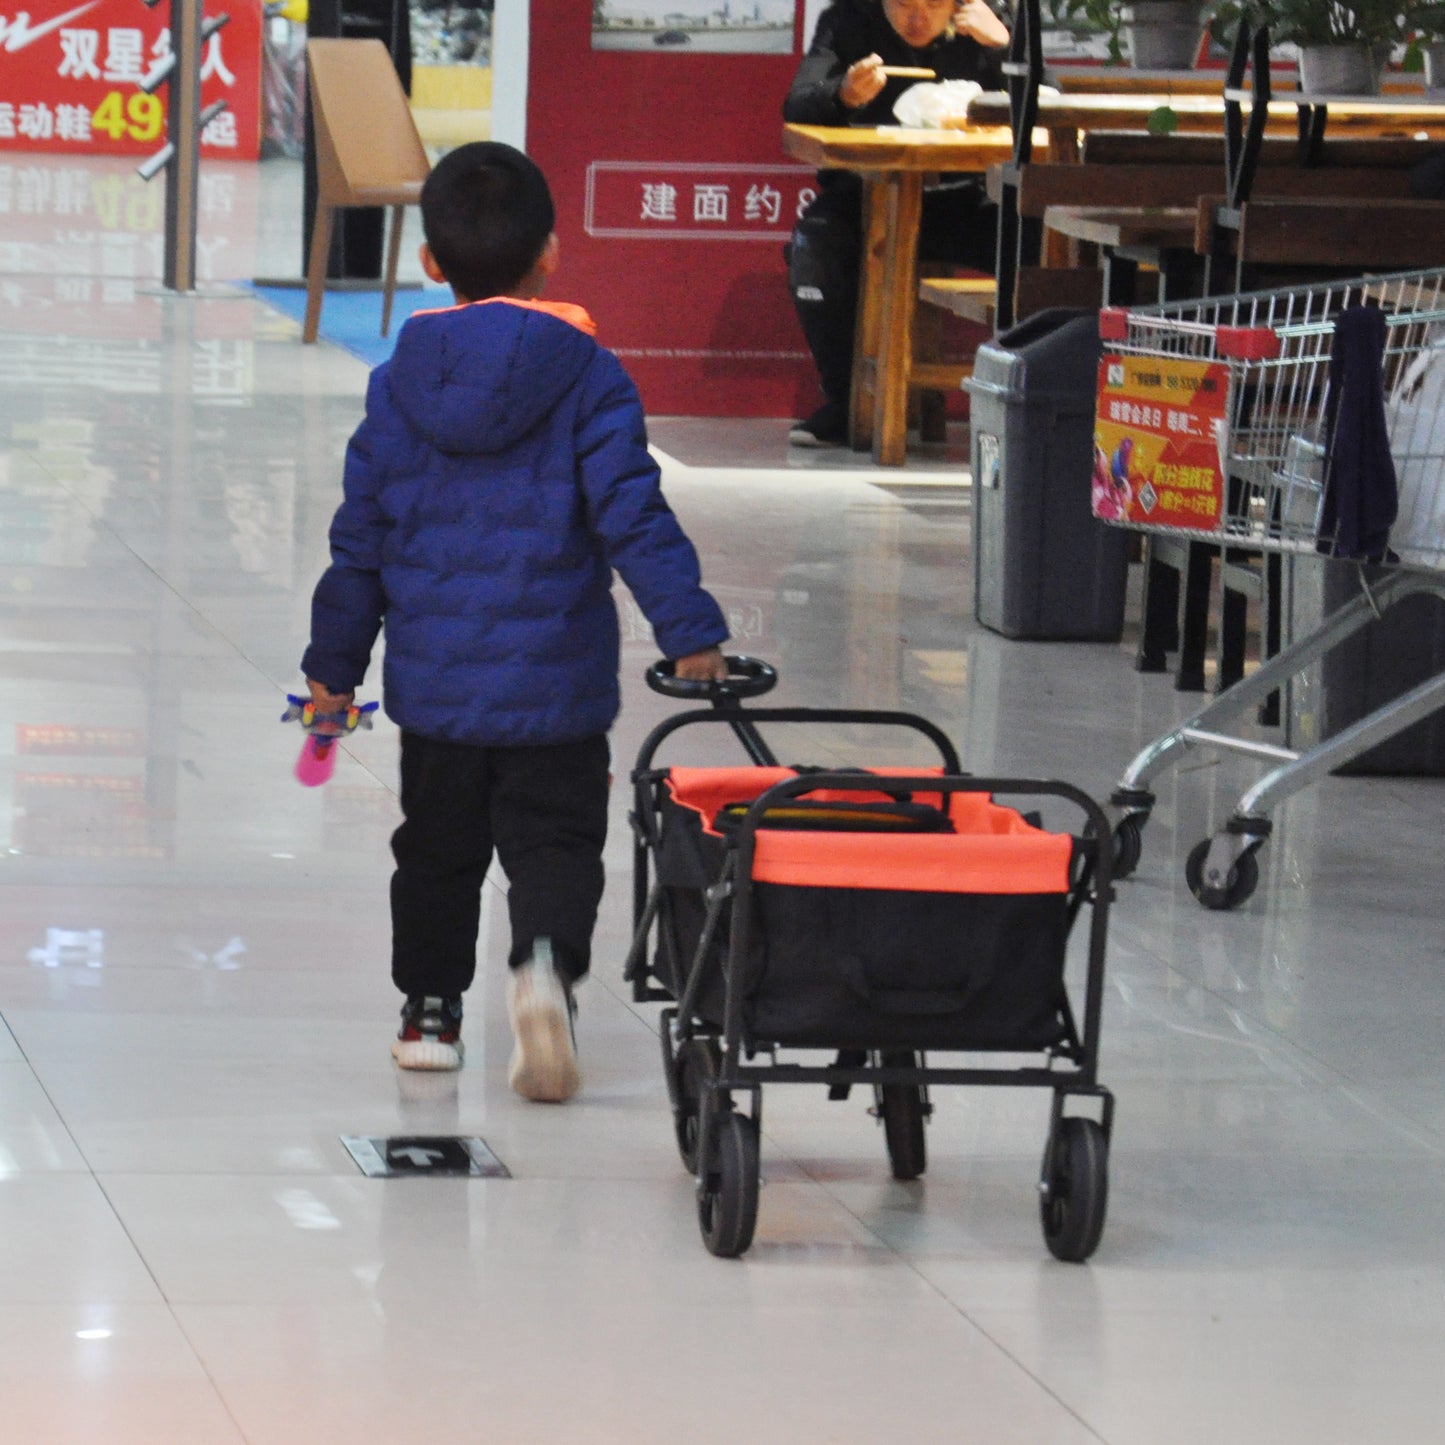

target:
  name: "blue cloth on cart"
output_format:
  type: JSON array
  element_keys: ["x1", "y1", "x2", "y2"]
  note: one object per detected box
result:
[{"x1": 1320, "y1": 304, "x2": 1398, "y2": 563}]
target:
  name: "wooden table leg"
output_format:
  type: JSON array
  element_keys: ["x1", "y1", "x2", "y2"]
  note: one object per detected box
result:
[
  {"x1": 850, "y1": 176, "x2": 887, "y2": 453},
  {"x1": 872, "y1": 172, "x2": 922, "y2": 467}
]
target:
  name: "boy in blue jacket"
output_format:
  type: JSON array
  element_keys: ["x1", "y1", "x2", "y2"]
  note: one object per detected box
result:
[{"x1": 301, "y1": 142, "x2": 729, "y2": 1101}]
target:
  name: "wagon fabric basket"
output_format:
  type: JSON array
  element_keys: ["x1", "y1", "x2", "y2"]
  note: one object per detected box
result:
[{"x1": 656, "y1": 766, "x2": 1077, "y2": 1052}]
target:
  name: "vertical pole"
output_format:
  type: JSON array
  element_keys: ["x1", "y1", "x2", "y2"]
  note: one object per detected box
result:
[{"x1": 164, "y1": 0, "x2": 203, "y2": 292}]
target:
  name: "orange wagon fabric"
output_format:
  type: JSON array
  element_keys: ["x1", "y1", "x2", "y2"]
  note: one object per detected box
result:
[{"x1": 663, "y1": 767, "x2": 1073, "y2": 896}]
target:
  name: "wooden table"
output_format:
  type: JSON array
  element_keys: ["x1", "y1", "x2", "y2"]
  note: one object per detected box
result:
[
  {"x1": 965, "y1": 89, "x2": 1445, "y2": 160},
  {"x1": 1042, "y1": 203, "x2": 1201, "y2": 302},
  {"x1": 1045, "y1": 66, "x2": 1428, "y2": 96},
  {"x1": 782, "y1": 122, "x2": 1032, "y2": 466}
]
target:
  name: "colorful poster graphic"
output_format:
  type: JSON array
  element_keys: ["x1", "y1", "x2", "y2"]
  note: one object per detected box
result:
[
  {"x1": 592, "y1": 0, "x2": 797, "y2": 54},
  {"x1": 1094, "y1": 354, "x2": 1230, "y2": 529},
  {"x1": 0, "y1": 0, "x2": 261, "y2": 160}
]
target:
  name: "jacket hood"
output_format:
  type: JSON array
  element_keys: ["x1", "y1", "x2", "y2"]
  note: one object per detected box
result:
[{"x1": 386, "y1": 299, "x2": 600, "y2": 454}]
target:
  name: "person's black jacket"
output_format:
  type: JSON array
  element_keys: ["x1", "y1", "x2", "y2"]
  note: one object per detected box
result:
[
  {"x1": 783, "y1": 0, "x2": 1006, "y2": 131},
  {"x1": 1320, "y1": 304, "x2": 1398, "y2": 563}
]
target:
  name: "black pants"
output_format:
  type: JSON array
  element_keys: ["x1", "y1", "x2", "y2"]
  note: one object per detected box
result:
[
  {"x1": 787, "y1": 177, "x2": 999, "y2": 407},
  {"x1": 390, "y1": 731, "x2": 610, "y2": 997}
]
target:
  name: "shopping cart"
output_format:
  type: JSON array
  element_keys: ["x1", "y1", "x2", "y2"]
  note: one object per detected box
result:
[
  {"x1": 624, "y1": 657, "x2": 1115, "y2": 1260},
  {"x1": 1092, "y1": 267, "x2": 1445, "y2": 908}
]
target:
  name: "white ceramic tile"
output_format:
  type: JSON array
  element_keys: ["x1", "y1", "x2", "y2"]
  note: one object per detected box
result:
[
  {"x1": 0, "y1": 1060, "x2": 89, "y2": 1172},
  {"x1": 174, "y1": 1291, "x2": 1101, "y2": 1445},
  {"x1": 0, "y1": 1175, "x2": 162, "y2": 1304},
  {"x1": 0, "y1": 1305, "x2": 244, "y2": 1444}
]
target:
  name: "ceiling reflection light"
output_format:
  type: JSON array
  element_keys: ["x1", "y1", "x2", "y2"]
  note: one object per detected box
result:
[{"x1": 75, "y1": 1329, "x2": 112, "y2": 1341}]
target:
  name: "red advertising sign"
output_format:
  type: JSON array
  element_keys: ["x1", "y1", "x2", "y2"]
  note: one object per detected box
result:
[
  {"x1": 1094, "y1": 353, "x2": 1230, "y2": 529},
  {"x1": 527, "y1": 6, "x2": 815, "y2": 418},
  {"x1": 585, "y1": 161, "x2": 814, "y2": 242},
  {"x1": 0, "y1": 0, "x2": 261, "y2": 160}
]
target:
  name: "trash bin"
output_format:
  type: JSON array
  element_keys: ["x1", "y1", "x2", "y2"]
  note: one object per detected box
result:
[
  {"x1": 1285, "y1": 555, "x2": 1445, "y2": 775},
  {"x1": 964, "y1": 308, "x2": 1129, "y2": 641}
]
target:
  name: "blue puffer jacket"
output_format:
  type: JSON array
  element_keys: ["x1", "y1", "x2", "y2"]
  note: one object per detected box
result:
[{"x1": 302, "y1": 298, "x2": 728, "y2": 746}]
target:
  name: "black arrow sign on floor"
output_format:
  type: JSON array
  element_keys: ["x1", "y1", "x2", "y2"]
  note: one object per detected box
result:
[{"x1": 340, "y1": 1135, "x2": 510, "y2": 1178}]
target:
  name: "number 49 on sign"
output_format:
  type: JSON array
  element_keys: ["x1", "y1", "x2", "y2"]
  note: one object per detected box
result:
[{"x1": 91, "y1": 91, "x2": 163, "y2": 143}]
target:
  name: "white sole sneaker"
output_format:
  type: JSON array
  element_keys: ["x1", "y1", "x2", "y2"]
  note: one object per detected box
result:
[
  {"x1": 507, "y1": 946, "x2": 580, "y2": 1103},
  {"x1": 391, "y1": 1037, "x2": 464, "y2": 1071}
]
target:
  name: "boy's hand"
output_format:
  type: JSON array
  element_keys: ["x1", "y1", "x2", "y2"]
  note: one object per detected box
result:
[
  {"x1": 672, "y1": 647, "x2": 730, "y2": 684},
  {"x1": 306, "y1": 678, "x2": 355, "y2": 731}
]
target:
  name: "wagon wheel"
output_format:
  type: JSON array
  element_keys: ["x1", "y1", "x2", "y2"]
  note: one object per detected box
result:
[
  {"x1": 1039, "y1": 1116, "x2": 1109, "y2": 1263},
  {"x1": 878, "y1": 1049, "x2": 927, "y2": 1181},
  {"x1": 670, "y1": 1036, "x2": 721, "y2": 1175},
  {"x1": 1184, "y1": 838, "x2": 1260, "y2": 911},
  {"x1": 697, "y1": 1110, "x2": 760, "y2": 1258},
  {"x1": 1112, "y1": 815, "x2": 1145, "y2": 879}
]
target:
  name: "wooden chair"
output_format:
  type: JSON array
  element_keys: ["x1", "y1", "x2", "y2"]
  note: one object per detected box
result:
[
  {"x1": 913, "y1": 269, "x2": 996, "y2": 442},
  {"x1": 303, "y1": 38, "x2": 431, "y2": 344}
]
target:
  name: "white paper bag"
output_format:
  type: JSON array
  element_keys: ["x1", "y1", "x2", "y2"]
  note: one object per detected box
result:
[{"x1": 1386, "y1": 329, "x2": 1445, "y2": 561}]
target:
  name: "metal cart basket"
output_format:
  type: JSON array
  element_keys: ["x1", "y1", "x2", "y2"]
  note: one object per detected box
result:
[
  {"x1": 624, "y1": 658, "x2": 1115, "y2": 1259},
  {"x1": 1091, "y1": 267, "x2": 1445, "y2": 908}
]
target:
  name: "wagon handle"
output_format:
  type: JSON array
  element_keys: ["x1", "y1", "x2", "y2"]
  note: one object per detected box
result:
[{"x1": 646, "y1": 654, "x2": 778, "y2": 701}]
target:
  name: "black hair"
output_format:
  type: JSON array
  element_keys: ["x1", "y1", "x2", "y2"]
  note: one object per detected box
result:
[{"x1": 420, "y1": 141, "x2": 556, "y2": 300}]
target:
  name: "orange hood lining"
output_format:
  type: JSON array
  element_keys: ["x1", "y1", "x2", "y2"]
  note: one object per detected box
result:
[{"x1": 407, "y1": 296, "x2": 598, "y2": 336}]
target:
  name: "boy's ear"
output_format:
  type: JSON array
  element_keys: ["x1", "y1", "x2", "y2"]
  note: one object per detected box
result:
[
  {"x1": 418, "y1": 242, "x2": 448, "y2": 286},
  {"x1": 537, "y1": 232, "x2": 560, "y2": 277}
]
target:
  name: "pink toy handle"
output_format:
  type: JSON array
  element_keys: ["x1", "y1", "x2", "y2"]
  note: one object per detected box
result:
[{"x1": 295, "y1": 733, "x2": 338, "y2": 788}]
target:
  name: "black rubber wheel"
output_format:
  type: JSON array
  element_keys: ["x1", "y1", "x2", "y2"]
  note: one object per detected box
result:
[
  {"x1": 671, "y1": 1037, "x2": 720, "y2": 1175},
  {"x1": 1113, "y1": 816, "x2": 1144, "y2": 879},
  {"x1": 1039, "y1": 1116, "x2": 1109, "y2": 1263},
  {"x1": 1184, "y1": 838, "x2": 1260, "y2": 911},
  {"x1": 878, "y1": 1050, "x2": 927, "y2": 1181},
  {"x1": 697, "y1": 1111, "x2": 760, "y2": 1258}
]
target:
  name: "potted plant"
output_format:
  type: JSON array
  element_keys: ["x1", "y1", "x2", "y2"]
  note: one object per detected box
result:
[
  {"x1": 1049, "y1": 0, "x2": 1208, "y2": 67},
  {"x1": 1210, "y1": 0, "x2": 1410, "y2": 93},
  {"x1": 1411, "y1": 3, "x2": 1445, "y2": 88}
]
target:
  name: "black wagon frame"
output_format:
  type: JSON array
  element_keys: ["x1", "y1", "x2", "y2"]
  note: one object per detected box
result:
[{"x1": 624, "y1": 663, "x2": 1116, "y2": 1259}]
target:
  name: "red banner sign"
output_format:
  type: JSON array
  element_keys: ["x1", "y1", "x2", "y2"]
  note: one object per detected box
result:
[
  {"x1": 585, "y1": 162, "x2": 814, "y2": 241},
  {"x1": 527, "y1": 7, "x2": 815, "y2": 418},
  {"x1": 1094, "y1": 354, "x2": 1230, "y2": 529},
  {"x1": 0, "y1": 0, "x2": 261, "y2": 160}
]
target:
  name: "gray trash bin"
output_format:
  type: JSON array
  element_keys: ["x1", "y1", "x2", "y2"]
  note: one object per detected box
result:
[{"x1": 964, "y1": 308, "x2": 1129, "y2": 641}]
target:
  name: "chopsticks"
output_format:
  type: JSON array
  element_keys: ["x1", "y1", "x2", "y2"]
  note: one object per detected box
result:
[{"x1": 879, "y1": 66, "x2": 936, "y2": 78}]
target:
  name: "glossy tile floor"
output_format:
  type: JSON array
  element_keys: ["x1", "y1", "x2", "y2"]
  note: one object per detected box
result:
[{"x1": 2, "y1": 154, "x2": 1444, "y2": 1444}]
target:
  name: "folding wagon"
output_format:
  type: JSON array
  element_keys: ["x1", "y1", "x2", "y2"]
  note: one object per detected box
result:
[{"x1": 624, "y1": 659, "x2": 1117, "y2": 1259}]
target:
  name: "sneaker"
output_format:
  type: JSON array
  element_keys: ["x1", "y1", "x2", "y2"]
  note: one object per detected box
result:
[
  {"x1": 391, "y1": 995, "x2": 464, "y2": 1071},
  {"x1": 788, "y1": 401, "x2": 848, "y2": 448},
  {"x1": 506, "y1": 939, "x2": 580, "y2": 1103}
]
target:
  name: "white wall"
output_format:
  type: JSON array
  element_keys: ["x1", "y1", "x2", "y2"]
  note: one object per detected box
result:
[{"x1": 490, "y1": 0, "x2": 530, "y2": 148}]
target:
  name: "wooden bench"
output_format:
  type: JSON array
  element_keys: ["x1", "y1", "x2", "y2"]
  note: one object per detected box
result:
[
  {"x1": 916, "y1": 275, "x2": 996, "y2": 328},
  {"x1": 303, "y1": 38, "x2": 431, "y2": 345}
]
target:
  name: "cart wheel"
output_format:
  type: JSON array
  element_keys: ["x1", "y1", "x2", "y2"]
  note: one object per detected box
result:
[
  {"x1": 1039, "y1": 1116, "x2": 1109, "y2": 1263},
  {"x1": 878, "y1": 1050, "x2": 927, "y2": 1181},
  {"x1": 671, "y1": 1037, "x2": 721, "y2": 1175},
  {"x1": 1184, "y1": 838, "x2": 1260, "y2": 910},
  {"x1": 697, "y1": 1110, "x2": 760, "y2": 1258},
  {"x1": 1112, "y1": 816, "x2": 1144, "y2": 879}
]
